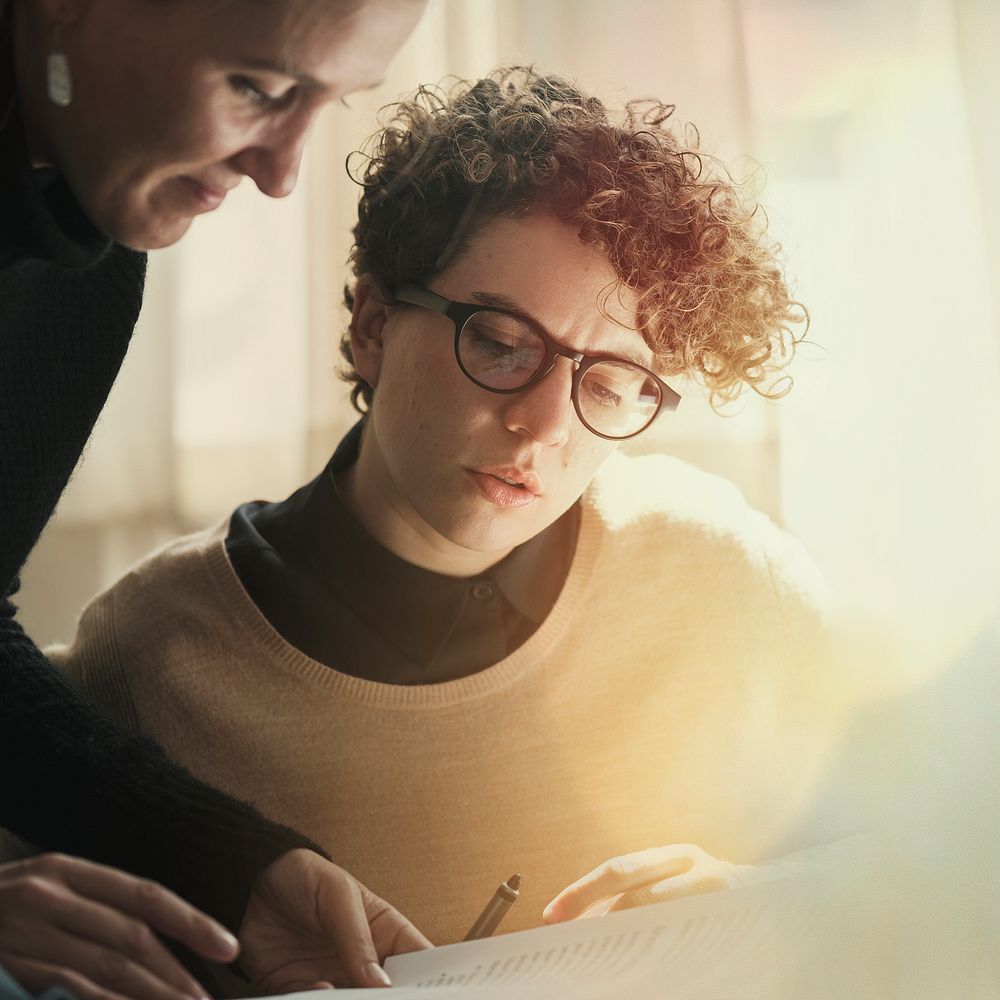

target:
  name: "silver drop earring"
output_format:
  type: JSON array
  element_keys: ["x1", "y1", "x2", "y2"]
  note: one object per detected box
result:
[{"x1": 46, "y1": 25, "x2": 73, "y2": 107}]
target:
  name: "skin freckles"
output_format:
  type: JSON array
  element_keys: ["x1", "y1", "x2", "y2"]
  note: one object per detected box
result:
[
  {"x1": 12, "y1": 0, "x2": 424, "y2": 249},
  {"x1": 340, "y1": 212, "x2": 652, "y2": 578}
]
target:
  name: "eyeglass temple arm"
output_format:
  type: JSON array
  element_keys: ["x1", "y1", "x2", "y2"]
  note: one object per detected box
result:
[
  {"x1": 661, "y1": 385, "x2": 682, "y2": 411},
  {"x1": 394, "y1": 285, "x2": 450, "y2": 315}
]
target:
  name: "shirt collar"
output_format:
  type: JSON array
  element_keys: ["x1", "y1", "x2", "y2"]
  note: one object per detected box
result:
[{"x1": 264, "y1": 419, "x2": 575, "y2": 666}]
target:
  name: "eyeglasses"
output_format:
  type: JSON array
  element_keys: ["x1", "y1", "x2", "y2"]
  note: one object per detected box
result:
[{"x1": 393, "y1": 285, "x2": 681, "y2": 441}]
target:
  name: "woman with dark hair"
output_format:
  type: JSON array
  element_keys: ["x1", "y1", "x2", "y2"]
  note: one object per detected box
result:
[{"x1": 0, "y1": 0, "x2": 430, "y2": 995}]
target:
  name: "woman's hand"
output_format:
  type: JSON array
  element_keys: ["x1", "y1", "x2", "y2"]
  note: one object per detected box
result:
[
  {"x1": 239, "y1": 849, "x2": 432, "y2": 992},
  {"x1": 0, "y1": 853, "x2": 238, "y2": 1000},
  {"x1": 543, "y1": 844, "x2": 748, "y2": 923}
]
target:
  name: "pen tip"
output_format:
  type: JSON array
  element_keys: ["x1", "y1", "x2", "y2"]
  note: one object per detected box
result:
[{"x1": 508, "y1": 873, "x2": 522, "y2": 890}]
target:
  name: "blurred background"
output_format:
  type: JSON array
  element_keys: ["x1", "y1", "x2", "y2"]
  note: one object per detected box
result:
[{"x1": 18, "y1": 0, "x2": 1000, "y2": 692}]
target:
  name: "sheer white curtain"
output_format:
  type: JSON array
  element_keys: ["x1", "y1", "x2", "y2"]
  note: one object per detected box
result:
[
  {"x1": 20, "y1": 0, "x2": 1000, "y2": 669},
  {"x1": 761, "y1": 0, "x2": 1000, "y2": 674}
]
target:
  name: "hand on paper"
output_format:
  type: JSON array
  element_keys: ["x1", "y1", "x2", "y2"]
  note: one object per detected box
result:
[
  {"x1": 0, "y1": 853, "x2": 238, "y2": 1000},
  {"x1": 239, "y1": 849, "x2": 432, "y2": 993},
  {"x1": 542, "y1": 844, "x2": 749, "y2": 922}
]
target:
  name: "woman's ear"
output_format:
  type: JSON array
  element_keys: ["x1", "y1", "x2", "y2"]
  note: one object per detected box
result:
[{"x1": 349, "y1": 276, "x2": 392, "y2": 392}]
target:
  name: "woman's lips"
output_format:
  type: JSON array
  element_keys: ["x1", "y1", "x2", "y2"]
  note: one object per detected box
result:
[
  {"x1": 180, "y1": 176, "x2": 227, "y2": 211},
  {"x1": 468, "y1": 471, "x2": 540, "y2": 509},
  {"x1": 477, "y1": 465, "x2": 543, "y2": 495}
]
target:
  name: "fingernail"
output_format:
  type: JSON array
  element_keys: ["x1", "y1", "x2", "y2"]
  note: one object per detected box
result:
[
  {"x1": 365, "y1": 962, "x2": 392, "y2": 987},
  {"x1": 541, "y1": 903, "x2": 556, "y2": 923}
]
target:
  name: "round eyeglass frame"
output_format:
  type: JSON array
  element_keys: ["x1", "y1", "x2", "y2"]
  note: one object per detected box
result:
[{"x1": 393, "y1": 284, "x2": 681, "y2": 441}]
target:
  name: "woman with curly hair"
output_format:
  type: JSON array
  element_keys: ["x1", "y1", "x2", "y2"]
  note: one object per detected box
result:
[
  {"x1": 49, "y1": 68, "x2": 849, "y2": 947},
  {"x1": 343, "y1": 69, "x2": 805, "y2": 410}
]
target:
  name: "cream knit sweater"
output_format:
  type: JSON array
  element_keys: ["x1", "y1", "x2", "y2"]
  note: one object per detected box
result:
[{"x1": 51, "y1": 452, "x2": 843, "y2": 945}]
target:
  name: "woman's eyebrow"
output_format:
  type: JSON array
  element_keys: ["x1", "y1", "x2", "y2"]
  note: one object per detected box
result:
[
  {"x1": 470, "y1": 290, "x2": 651, "y2": 368},
  {"x1": 470, "y1": 290, "x2": 524, "y2": 314}
]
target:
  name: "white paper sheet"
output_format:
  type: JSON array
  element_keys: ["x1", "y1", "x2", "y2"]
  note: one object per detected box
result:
[{"x1": 271, "y1": 875, "x2": 866, "y2": 999}]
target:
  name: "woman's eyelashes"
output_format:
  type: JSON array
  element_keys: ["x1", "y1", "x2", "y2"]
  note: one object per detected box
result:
[{"x1": 230, "y1": 76, "x2": 297, "y2": 110}]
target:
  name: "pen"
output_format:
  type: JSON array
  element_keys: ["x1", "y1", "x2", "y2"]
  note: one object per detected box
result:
[{"x1": 463, "y1": 873, "x2": 522, "y2": 940}]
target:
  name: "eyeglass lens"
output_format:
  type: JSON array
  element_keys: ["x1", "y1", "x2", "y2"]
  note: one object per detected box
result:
[{"x1": 457, "y1": 310, "x2": 661, "y2": 438}]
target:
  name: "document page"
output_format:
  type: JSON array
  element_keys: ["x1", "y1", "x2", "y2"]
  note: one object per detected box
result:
[{"x1": 274, "y1": 875, "x2": 869, "y2": 999}]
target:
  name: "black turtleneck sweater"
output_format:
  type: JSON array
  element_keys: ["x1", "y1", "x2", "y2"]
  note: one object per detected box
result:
[{"x1": 0, "y1": 66, "x2": 319, "y2": 929}]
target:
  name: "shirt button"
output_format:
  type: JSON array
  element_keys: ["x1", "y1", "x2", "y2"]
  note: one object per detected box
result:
[{"x1": 472, "y1": 582, "x2": 494, "y2": 601}]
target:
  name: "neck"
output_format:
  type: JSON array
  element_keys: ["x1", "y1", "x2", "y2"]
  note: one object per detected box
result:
[{"x1": 338, "y1": 427, "x2": 513, "y2": 579}]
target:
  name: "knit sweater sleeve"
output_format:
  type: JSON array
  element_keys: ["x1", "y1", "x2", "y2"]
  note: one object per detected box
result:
[
  {"x1": 0, "y1": 245, "x2": 325, "y2": 931},
  {"x1": 0, "y1": 591, "x2": 326, "y2": 929}
]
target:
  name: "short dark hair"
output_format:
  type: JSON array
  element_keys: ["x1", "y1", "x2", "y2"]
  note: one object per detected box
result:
[{"x1": 341, "y1": 66, "x2": 807, "y2": 413}]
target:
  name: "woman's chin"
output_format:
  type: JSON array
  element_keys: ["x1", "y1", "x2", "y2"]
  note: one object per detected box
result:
[
  {"x1": 112, "y1": 213, "x2": 195, "y2": 252},
  {"x1": 90, "y1": 189, "x2": 200, "y2": 251}
]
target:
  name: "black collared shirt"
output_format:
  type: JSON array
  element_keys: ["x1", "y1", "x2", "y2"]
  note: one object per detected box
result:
[{"x1": 226, "y1": 421, "x2": 579, "y2": 684}]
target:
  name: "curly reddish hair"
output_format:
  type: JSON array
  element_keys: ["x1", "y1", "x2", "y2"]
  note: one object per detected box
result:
[{"x1": 341, "y1": 67, "x2": 807, "y2": 413}]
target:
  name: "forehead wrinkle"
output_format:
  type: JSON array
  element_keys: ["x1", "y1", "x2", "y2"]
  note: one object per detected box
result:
[
  {"x1": 468, "y1": 290, "x2": 651, "y2": 369},
  {"x1": 232, "y1": 0, "x2": 390, "y2": 94}
]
